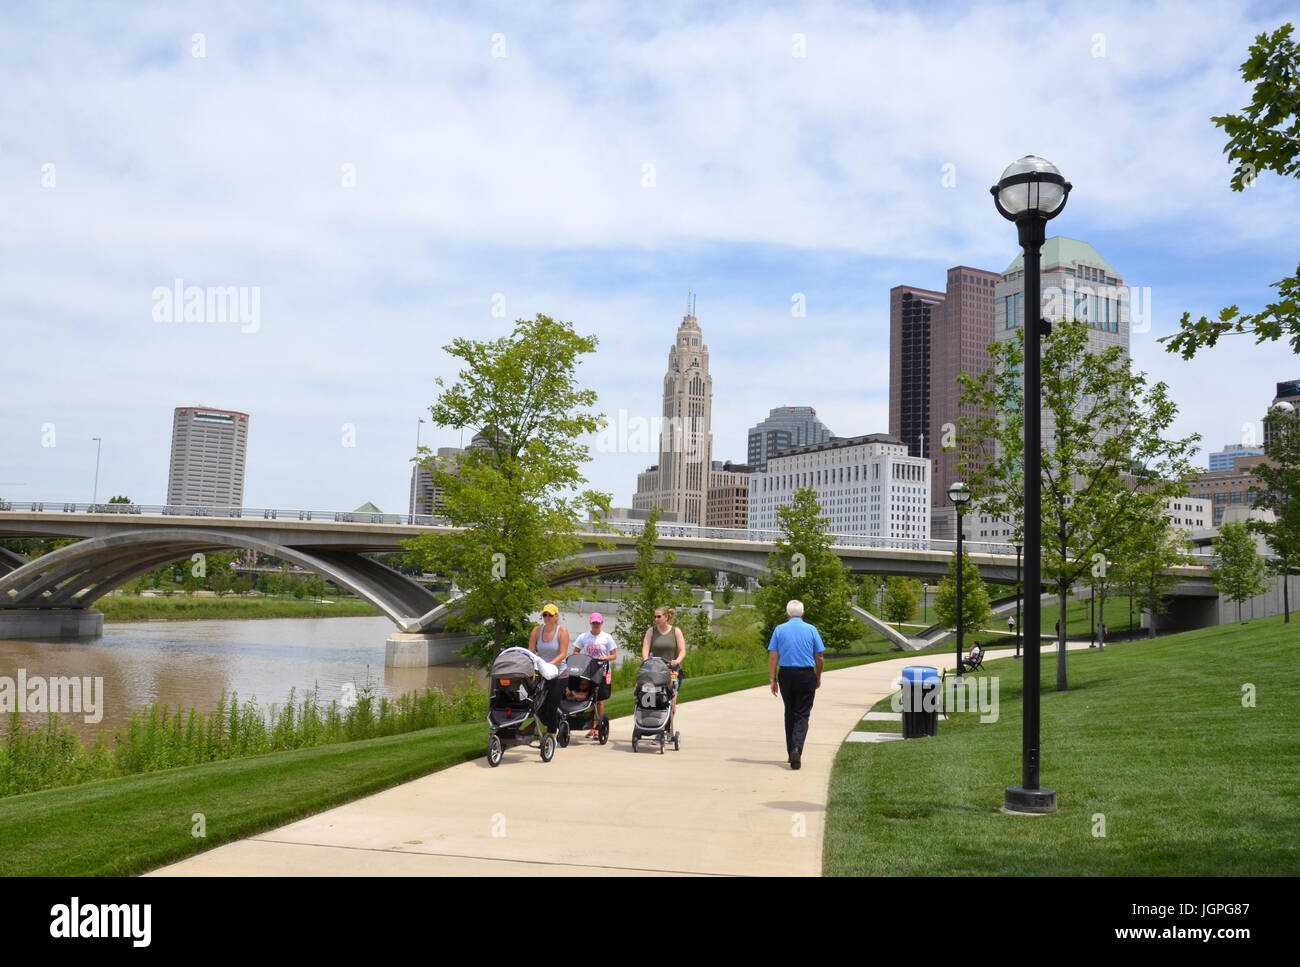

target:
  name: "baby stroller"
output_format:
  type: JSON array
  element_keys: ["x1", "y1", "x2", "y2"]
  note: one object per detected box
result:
[
  {"x1": 556, "y1": 653, "x2": 611, "y2": 747},
  {"x1": 631, "y1": 656, "x2": 680, "y2": 754},
  {"x1": 486, "y1": 648, "x2": 557, "y2": 767}
]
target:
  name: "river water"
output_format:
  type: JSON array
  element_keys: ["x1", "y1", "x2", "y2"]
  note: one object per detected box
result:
[{"x1": 0, "y1": 609, "x2": 626, "y2": 742}]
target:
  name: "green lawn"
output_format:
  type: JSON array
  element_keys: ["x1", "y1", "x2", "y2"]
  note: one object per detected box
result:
[{"x1": 824, "y1": 615, "x2": 1300, "y2": 875}]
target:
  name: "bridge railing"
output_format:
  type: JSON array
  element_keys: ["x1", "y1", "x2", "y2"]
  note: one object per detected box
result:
[{"x1": 0, "y1": 500, "x2": 1217, "y2": 558}]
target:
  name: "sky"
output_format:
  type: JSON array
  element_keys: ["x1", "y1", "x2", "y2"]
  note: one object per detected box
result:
[{"x1": 1, "y1": 0, "x2": 1297, "y2": 512}]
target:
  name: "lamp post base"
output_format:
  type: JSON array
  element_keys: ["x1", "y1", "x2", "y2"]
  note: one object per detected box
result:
[{"x1": 1002, "y1": 785, "x2": 1058, "y2": 814}]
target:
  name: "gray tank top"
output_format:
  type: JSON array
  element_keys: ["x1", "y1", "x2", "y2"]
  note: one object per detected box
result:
[{"x1": 536, "y1": 623, "x2": 566, "y2": 676}]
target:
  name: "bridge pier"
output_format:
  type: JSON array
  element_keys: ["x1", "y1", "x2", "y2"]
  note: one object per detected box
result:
[
  {"x1": 385, "y1": 631, "x2": 477, "y2": 668},
  {"x1": 0, "y1": 609, "x2": 104, "y2": 640}
]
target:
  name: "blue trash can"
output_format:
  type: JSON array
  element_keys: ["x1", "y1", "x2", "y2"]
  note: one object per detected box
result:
[{"x1": 900, "y1": 666, "x2": 940, "y2": 738}]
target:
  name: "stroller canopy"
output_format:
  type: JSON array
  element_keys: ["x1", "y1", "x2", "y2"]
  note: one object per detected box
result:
[
  {"x1": 492, "y1": 648, "x2": 537, "y2": 679},
  {"x1": 567, "y1": 653, "x2": 599, "y2": 681},
  {"x1": 637, "y1": 656, "x2": 671, "y2": 687}
]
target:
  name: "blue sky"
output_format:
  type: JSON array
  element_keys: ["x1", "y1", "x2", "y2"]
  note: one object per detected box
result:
[{"x1": 1, "y1": 0, "x2": 1297, "y2": 511}]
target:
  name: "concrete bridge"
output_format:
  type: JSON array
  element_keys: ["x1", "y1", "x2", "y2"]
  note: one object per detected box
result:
[{"x1": 0, "y1": 502, "x2": 1222, "y2": 663}]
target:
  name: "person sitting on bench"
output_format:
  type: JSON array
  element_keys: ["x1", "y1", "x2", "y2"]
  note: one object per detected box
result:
[{"x1": 958, "y1": 642, "x2": 983, "y2": 674}]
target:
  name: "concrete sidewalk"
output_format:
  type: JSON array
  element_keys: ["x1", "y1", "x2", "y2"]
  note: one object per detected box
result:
[{"x1": 148, "y1": 644, "x2": 1090, "y2": 877}]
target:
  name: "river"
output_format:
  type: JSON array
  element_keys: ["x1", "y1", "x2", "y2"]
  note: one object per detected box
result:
[{"x1": 0, "y1": 609, "x2": 627, "y2": 742}]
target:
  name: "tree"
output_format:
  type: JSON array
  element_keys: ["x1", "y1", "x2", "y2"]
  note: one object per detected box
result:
[
  {"x1": 1213, "y1": 520, "x2": 1270, "y2": 622},
  {"x1": 933, "y1": 549, "x2": 991, "y2": 642},
  {"x1": 613, "y1": 506, "x2": 693, "y2": 660},
  {"x1": 956, "y1": 318, "x2": 1200, "y2": 690},
  {"x1": 1162, "y1": 23, "x2": 1300, "y2": 359},
  {"x1": 754, "y1": 488, "x2": 858, "y2": 651},
  {"x1": 402, "y1": 314, "x2": 611, "y2": 667},
  {"x1": 1248, "y1": 406, "x2": 1300, "y2": 622},
  {"x1": 108, "y1": 495, "x2": 132, "y2": 504},
  {"x1": 721, "y1": 584, "x2": 735, "y2": 607},
  {"x1": 1110, "y1": 513, "x2": 1193, "y2": 639},
  {"x1": 881, "y1": 576, "x2": 921, "y2": 629}
]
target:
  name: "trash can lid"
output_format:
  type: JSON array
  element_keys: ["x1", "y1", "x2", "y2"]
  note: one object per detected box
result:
[{"x1": 901, "y1": 666, "x2": 940, "y2": 683}]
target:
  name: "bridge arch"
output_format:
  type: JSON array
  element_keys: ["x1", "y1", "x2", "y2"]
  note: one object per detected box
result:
[{"x1": 0, "y1": 529, "x2": 441, "y2": 633}]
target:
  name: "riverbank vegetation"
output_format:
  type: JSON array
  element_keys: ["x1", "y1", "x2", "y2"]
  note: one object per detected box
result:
[
  {"x1": 0, "y1": 680, "x2": 486, "y2": 800},
  {"x1": 98, "y1": 593, "x2": 381, "y2": 622}
]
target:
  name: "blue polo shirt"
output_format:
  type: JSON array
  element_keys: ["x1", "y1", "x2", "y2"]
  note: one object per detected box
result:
[{"x1": 768, "y1": 616, "x2": 825, "y2": 668}]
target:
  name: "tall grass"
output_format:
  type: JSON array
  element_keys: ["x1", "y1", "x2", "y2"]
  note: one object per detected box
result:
[{"x1": 0, "y1": 679, "x2": 487, "y2": 799}]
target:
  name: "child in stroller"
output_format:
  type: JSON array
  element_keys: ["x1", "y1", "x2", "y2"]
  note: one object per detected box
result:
[
  {"x1": 631, "y1": 656, "x2": 680, "y2": 754},
  {"x1": 555, "y1": 653, "x2": 610, "y2": 747},
  {"x1": 486, "y1": 646, "x2": 560, "y2": 767}
]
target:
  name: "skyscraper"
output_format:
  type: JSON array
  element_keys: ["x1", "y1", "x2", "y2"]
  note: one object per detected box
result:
[
  {"x1": 632, "y1": 305, "x2": 714, "y2": 524},
  {"x1": 993, "y1": 236, "x2": 1130, "y2": 451},
  {"x1": 888, "y1": 266, "x2": 1000, "y2": 522},
  {"x1": 888, "y1": 286, "x2": 943, "y2": 459},
  {"x1": 929, "y1": 266, "x2": 1002, "y2": 512},
  {"x1": 1266, "y1": 378, "x2": 1300, "y2": 447},
  {"x1": 166, "y1": 406, "x2": 249, "y2": 507},
  {"x1": 746, "y1": 406, "x2": 834, "y2": 471}
]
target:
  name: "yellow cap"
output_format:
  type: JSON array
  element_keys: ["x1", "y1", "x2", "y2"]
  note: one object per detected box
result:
[{"x1": 542, "y1": 603, "x2": 559, "y2": 616}]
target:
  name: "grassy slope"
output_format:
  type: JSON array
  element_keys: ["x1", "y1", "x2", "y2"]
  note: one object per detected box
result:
[{"x1": 824, "y1": 615, "x2": 1300, "y2": 876}]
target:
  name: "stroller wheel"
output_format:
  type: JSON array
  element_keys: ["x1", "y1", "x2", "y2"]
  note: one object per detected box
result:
[
  {"x1": 631, "y1": 735, "x2": 638, "y2": 753},
  {"x1": 659, "y1": 734, "x2": 665, "y2": 754},
  {"x1": 598, "y1": 716, "x2": 609, "y2": 745},
  {"x1": 557, "y1": 721, "x2": 570, "y2": 748},
  {"x1": 674, "y1": 733, "x2": 680, "y2": 751},
  {"x1": 540, "y1": 733, "x2": 556, "y2": 762},
  {"x1": 487, "y1": 734, "x2": 504, "y2": 768}
]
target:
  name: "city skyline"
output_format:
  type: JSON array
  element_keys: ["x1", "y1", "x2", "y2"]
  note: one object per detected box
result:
[{"x1": 2, "y1": 1, "x2": 1296, "y2": 513}]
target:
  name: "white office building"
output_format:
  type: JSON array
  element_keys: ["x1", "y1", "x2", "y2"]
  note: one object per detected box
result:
[{"x1": 748, "y1": 433, "x2": 930, "y2": 539}]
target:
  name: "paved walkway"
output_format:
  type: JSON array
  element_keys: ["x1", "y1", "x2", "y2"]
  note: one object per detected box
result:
[{"x1": 148, "y1": 643, "x2": 1094, "y2": 877}]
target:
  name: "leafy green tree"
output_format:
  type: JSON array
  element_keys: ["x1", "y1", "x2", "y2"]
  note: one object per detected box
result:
[
  {"x1": 402, "y1": 314, "x2": 611, "y2": 667},
  {"x1": 881, "y1": 576, "x2": 921, "y2": 628},
  {"x1": 1249, "y1": 406, "x2": 1300, "y2": 622},
  {"x1": 304, "y1": 575, "x2": 326, "y2": 602},
  {"x1": 754, "y1": 488, "x2": 858, "y2": 650},
  {"x1": 1109, "y1": 513, "x2": 1193, "y2": 639},
  {"x1": 108, "y1": 495, "x2": 132, "y2": 504},
  {"x1": 691, "y1": 608, "x2": 718, "y2": 651},
  {"x1": 1213, "y1": 520, "x2": 1270, "y2": 622},
  {"x1": 955, "y1": 318, "x2": 1200, "y2": 689},
  {"x1": 210, "y1": 570, "x2": 233, "y2": 597},
  {"x1": 613, "y1": 506, "x2": 693, "y2": 660},
  {"x1": 933, "y1": 549, "x2": 991, "y2": 641},
  {"x1": 721, "y1": 584, "x2": 735, "y2": 606},
  {"x1": 1163, "y1": 23, "x2": 1300, "y2": 359}
]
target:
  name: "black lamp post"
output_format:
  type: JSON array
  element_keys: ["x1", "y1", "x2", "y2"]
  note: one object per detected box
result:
[
  {"x1": 948, "y1": 481, "x2": 972, "y2": 679},
  {"x1": 992, "y1": 155, "x2": 1070, "y2": 815},
  {"x1": 1013, "y1": 542, "x2": 1022, "y2": 659}
]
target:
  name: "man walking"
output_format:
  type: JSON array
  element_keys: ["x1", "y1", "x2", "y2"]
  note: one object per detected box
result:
[{"x1": 768, "y1": 599, "x2": 825, "y2": 770}]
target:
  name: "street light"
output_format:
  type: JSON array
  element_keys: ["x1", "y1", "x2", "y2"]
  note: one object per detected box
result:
[
  {"x1": 992, "y1": 155, "x2": 1071, "y2": 815},
  {"x1": 948, "y1": 481, "x2": 972, "y2": 680},
  {"x1": 91, "y1": 437, "x2": 103, "y2": 507},
  {"x1": 1013, "y1": 542, "x2": 1022, "y2": 659}
]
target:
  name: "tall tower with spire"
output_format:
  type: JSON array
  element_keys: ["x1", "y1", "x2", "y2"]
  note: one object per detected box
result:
[{"x1": 633, "y1": 299, "x2": 714, "y2": 525}]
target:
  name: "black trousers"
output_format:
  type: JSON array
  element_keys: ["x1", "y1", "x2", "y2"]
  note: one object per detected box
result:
[
  {"x1": 540, "y1": 677, "x2": 566, "y2": 731},
  {"x1": 778, "y1": 667, "x2": 817, "y2": 756}
]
